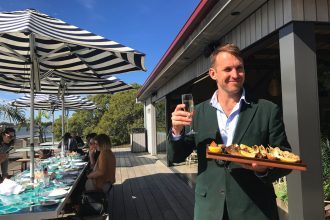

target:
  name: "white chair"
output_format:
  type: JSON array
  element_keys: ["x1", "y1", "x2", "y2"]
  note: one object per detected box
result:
[{"x1": 186, "y1": 150, "x2": 198, "y2": 167}]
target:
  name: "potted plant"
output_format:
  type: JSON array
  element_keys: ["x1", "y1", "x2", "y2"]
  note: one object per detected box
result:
[
  {"x1": 321, "y1": 138, "x2": 330, "y2": 218},
  {"x1": 274, "y1": 177, "x2": 289, "y2": 220}
]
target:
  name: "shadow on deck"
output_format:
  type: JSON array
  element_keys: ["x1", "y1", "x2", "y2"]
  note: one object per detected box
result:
[{"x1": 108, "y1": 147, "x2": 195, "y2": 220}]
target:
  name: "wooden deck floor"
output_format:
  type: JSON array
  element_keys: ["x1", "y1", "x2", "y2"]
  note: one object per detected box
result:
[{"x1": 108, "y1": 147, "x2": 195, "y2": 220}]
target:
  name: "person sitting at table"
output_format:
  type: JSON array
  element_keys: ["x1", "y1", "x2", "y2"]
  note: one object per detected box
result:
[
  {"x1": 58, "y1": 132, "x2": 78, "y2": 152},
  {"x1": 85, "y1": 133, "x2": 116, "y2": 192},
  {"x1": 86, "y1": 133, "x2": 99, "y2": 169},
  {"x1": 0, "y1": 127, "x2": 16, "y2": 181},
  {"x1": 72, "y1": 133, "x2": 84, "y2": 148}
]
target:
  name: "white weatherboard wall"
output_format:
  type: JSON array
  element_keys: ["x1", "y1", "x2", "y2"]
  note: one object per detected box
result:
[{"x1": 145, "y1": 98, "x2": 156, "y2": 155}]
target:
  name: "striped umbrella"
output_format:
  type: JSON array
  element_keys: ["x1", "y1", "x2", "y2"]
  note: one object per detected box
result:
[
  {"x1": 11, "y1": 94, "x2": 96, "y2": 145},
  {"x1": 0, "y1": 9, "x2": 145, "y2": 181},
  {"x1": 0, "y1": 75, "x2": 133, "y2": 94},
  {"x1": 0, "y1": 9, "x2": 146, "y2": 80},
  {"x1": 11, "y1": 94, "x2": 96, "y2": 110}
]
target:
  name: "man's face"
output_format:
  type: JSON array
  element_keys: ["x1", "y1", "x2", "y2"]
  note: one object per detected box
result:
[
  {"x1": 209, "y1": 52, "x2": 245, "y2": 96},
  {"x1": 3, "y1": 132, "x2": 15, "y2": 144}
]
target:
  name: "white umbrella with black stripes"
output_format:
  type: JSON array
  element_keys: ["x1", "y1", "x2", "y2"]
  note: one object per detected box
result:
[
  {"x1": 0, "y1": 9, "x2": 146, "y2": 181},
  {"x1": 11, "y1": 94, "x2": 96, "y2": 145}
]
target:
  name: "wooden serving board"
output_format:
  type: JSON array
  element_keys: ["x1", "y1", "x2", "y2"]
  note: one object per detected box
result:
[{"x1": 206, "y1": 149, "x2": 307, "y2": 171}]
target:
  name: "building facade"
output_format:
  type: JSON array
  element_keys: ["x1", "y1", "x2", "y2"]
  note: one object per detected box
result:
[{"x1": 137, "y1": 0, "x2": 330, "y2": 219}]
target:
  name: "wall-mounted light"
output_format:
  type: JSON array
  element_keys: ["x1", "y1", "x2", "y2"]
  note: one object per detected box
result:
[{"x1": 151, "y1": 91, "x2": 157, "y2": 97}]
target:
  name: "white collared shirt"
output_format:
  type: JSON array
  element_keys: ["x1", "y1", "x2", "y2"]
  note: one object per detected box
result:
[{"x1": 210, "y1": 89, "x2": 249, "y2": 146}]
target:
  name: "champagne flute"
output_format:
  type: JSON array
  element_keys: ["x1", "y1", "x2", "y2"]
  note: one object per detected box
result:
[{"x1": 181, "y1": 93, "x2": 197, "y2": 135}]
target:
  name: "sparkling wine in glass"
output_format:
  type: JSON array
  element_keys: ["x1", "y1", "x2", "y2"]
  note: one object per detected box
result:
[{"x1": 181, "y1": 93, "x2": 196, "y2": 135}]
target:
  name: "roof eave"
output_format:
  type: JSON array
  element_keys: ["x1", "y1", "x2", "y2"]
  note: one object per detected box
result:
[{"x1": 136, "y1": 0, "x2": 217, "y2": 100}]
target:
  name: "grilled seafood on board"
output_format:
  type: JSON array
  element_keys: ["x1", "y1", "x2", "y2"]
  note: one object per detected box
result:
[
  {"x1": 208, "y1": 142, "x2": 301, "y2": 163},
  {"x1": 207, "y1": 141, "x2": 224, "y2": 153}
]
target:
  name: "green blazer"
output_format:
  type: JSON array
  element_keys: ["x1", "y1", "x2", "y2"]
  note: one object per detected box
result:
[{"x1": 168, "y1": 96, "x2": 291, "y2": 220}]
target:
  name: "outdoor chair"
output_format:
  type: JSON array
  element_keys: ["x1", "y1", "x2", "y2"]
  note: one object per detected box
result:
[
  {"x1": 77, "y1": 183, "x2": 113, "y2": 218},
  {"x1": 185, "y1": 150, "x2": 198, "y2": 167}
]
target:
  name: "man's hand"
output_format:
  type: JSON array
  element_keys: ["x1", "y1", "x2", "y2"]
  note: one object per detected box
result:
[
  {"x1": 0, "y1": 153, "x2": 8, "y2": 163},
  {"x1": 240, "y1": 162, "x2": 269, "y2": 173},
  {"x1": 171, "y1": 104, "x2": 194, "y2": 135}
]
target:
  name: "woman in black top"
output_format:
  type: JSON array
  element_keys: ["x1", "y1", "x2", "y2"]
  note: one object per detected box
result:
[{"x1": 0, "y1": 127, "x2": 15, "y2": 180}]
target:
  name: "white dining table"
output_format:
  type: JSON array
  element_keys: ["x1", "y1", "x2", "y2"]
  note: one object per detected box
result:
[
  {"x1": 0, "y1": 157, "x2": 88, "y2": 220},
  {"x1": 15, "y1": 146, "x2": 59, "y2": 152}
]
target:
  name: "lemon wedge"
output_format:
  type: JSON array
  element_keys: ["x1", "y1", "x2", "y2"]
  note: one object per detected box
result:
[{"x1": 208, "y1": 146, "x2": 222, "y2": 153}]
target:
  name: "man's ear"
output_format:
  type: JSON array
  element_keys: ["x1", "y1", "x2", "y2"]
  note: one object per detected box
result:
[{"x1": 209, "y1": 68, "x2": 217, "y2": 80}]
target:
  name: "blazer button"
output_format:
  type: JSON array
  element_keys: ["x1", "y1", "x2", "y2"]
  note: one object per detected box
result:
[{"x1": 219, "y1": 189, "x2": 225, "y2": 195}]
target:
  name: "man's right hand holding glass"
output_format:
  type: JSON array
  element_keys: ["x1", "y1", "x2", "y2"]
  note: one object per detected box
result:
[{"x1": 171, "y1": 104, "x2": 194, "y2": 136}]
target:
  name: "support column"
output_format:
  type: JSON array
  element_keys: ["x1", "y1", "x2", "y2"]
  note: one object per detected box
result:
[
  {"x1": 279, "y1": 22, "x2": 324, "y2": 219},
  {"x1": 146, "y1": 98, "x2": 157, "y2": 155}
]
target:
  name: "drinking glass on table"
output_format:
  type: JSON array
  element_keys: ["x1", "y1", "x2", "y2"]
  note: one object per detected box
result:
[{"x1": 181, "y1": 93, "x2": 197, "y2": 135}]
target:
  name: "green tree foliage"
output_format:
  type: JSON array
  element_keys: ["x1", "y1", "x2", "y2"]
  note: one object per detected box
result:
[
  {"x1": 68, "y1": 109, "x2": 96, "y2": 137},
  {"x1": 53, "y1": 84, "x2": 144, "y2": 146},
  {"x1": 321, "y1": 138, "x2": 330, "y2": 200},
  {"x1": 53, "y1": 115, "x2": 64, "y2": 140},
  {"x1": 96, "y1": 85, "x2": 144, "y2": 145}
]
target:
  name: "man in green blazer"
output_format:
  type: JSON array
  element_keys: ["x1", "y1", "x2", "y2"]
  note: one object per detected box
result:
[{"x1": 168, "y1": 44, "x2": 291, "y2": 220}]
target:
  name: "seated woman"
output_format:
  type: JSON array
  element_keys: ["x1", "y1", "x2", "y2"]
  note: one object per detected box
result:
[
  {"x1": 85, "y1": 133, "x2": 99, "y2": 169},
  {"x1": 85, "y1": 134, "x2": 116, "y2": 192}
]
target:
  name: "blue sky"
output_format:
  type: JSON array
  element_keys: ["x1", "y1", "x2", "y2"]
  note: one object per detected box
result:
[{"x1": 0, "y1": 0, "x2": 200, "y2": 121}]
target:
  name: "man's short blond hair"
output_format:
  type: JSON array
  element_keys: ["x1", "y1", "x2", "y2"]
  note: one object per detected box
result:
[{"x1": 210, "y1": 43, "x2": 242, "y2": 67}]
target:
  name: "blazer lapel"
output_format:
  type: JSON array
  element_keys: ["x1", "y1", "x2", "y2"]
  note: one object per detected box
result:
[
  {"x1": 205, "y1": 102, "x2": 223, "y2": 144},
  {"x1": 233, "y1": 101, "x2": 258, "y2": 144}
]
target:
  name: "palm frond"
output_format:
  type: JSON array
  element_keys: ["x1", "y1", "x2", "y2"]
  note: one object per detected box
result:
[{"x1": 0, "y1": 104, "x2": 26, "y2": 125}]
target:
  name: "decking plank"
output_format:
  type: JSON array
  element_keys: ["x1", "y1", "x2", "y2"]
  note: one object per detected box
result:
[
  {"x1": 110, "y1": 147, "x2": 194, "y2": 220},
  {"x1": 156, "y1": 169, "x2": 194, "y2": 217},
  {"x1": 110, "y1": 150, "x2": 126, "y2": 220},
  {"x1": 154, "y1": 160, "x2": 195, "y2": 205},
  {"x1": 121, "y1": 154, "x2": 139, "y2": 220},
  {"x1": 130, "y1": 152, "x2": 166, "y2": 220},
  {"x1": 138, "y1": 156, "x2": 179, "y2": 220},
  {"x1": 140, "y1": 156, "x2": 192, "y2": 220},
  {"x1": 126, "y1": 153, "x2": 154, "y2": 220}
]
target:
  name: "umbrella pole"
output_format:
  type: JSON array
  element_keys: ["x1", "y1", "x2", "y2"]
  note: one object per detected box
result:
[
  {"x1": 61, "y1": 88, "x2": 65, "y2": 157},
  {"x1": 29, "y1": 34, "x2": 36, "y2": 183},
  {"x1": 52, "y1": 109, "x2": 54, "y2": 146},
  {"x1": 66, "y1": 110, "x2": 69, "y2": 132},
  {"x1": 29, "y1": 91, "x2": 34, "y2": 183}
]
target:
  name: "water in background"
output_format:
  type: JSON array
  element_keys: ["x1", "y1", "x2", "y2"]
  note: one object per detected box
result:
[{"x1": 15, "y1": 126, "x2": 53, "y2": 139}]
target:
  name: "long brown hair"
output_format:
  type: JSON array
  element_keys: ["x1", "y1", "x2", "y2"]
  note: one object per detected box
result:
[{"x1": 95, "y1": 134, "x2": 112, "y2": 151}]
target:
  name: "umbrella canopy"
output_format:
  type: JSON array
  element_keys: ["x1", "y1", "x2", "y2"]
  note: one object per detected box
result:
[
  {"x1": 0, "y1": 75, "x2": 133, "y2": 94},
  {"x1": 0, "y1": 9, "x2": 145, "y2": 182},
  {"x1": 0, "y1": 9, "x2": 146, "y2": 84},
  {"x1": 11, "y1": 94, "x2": 96, "y2": 145},
  {"x1": 10, "y1": 94, "x2": 96, "y2": 110}
]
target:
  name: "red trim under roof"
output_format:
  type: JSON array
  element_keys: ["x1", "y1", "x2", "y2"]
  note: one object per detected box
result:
[{"x1": 137, "y1": 0, "x2": 217, "y2": 97}]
